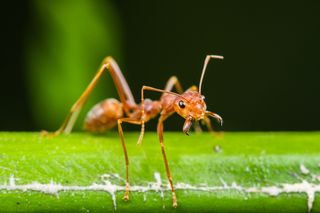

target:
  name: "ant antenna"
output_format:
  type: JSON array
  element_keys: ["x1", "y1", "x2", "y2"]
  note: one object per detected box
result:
[{"x1": 198, "y1": 55, "x2": 224, "y2": 94}]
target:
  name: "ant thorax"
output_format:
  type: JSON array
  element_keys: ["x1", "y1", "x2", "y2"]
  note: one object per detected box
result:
[{"x1": 139, "y1": 99, "x2": 161, "y2": 121}]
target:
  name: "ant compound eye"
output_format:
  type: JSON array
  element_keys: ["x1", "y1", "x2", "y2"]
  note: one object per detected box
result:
[
  {"x1": 178, "y1": 100, "x2": 185, "y2": 109},
  {"x1": 201, "y1": 95, "x2": 205, "y2": 100}
]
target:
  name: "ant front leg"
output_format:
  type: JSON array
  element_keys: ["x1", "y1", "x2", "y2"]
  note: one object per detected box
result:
[
  {"x1": 138, "y1": 85, "x2": 180, "y2": 206},
  {"x1": 157, "y1": 112, "x2": 177, "y2": 207},
  {"x1": 137, "y1": 76, "x2": 183, "y2": 145},
  {"x1": 117, "y1": 117, "x2": 144, "y2": 201},
  {"x1": 42, "y1": 56, "x2": 137, "y2": 137},
  {"x1": 203, "y1": 116, "x2": 214, "y2": 132}
]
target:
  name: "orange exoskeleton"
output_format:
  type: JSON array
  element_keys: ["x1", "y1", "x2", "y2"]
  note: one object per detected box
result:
[{"x1": 43, "y1": 54, "x2": 224, "y2": 207}]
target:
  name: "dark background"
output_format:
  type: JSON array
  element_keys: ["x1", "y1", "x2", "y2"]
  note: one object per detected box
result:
[{"x1": 1, "y1": 1, "x2": 320, "y2": 132}]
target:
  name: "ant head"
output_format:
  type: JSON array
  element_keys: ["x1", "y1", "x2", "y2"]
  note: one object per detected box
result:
[
  {"x1": 173, "y1": 90, "x2": 206, "y2": 135},
  {"x1": 173, "y1": 89, "x2": 206, "y2": 121},
  {"x1": 173, "y1": 89, "x2": 222, "y2": 135},
  {"x1": 173, "y1": 55, "x2": 224, "y2": 135}
]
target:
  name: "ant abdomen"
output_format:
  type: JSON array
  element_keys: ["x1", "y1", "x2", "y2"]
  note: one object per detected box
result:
[{"x1": 84, "y1": 98, "x2": 123, "y2": 133}]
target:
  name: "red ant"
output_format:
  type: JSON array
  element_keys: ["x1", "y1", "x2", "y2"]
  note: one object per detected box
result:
[{"x1": 43, "y1": 55, "x2": 223, "y2": 207}]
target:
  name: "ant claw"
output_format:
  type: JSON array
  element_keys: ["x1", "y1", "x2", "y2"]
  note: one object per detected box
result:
[
  {"x1": 172, "y1": 192, "x2": 178, "y2": 208},
  {"x1": 123, "y1": 183, "x2": 130, "y2": 201},
  {"x1": 123, "y1": 192, "x2": 129, "y2": 201},
  {"x1": 173, "y1": 202, "x2": 178, "y2": 208},
  {"x1": 40, "y1": 130, "x2": 60, "y2": 138},
  {"x1": 40, "y1": 130, "x2": 49, "y2": 136},
  {"x1": 136, "y1": 137, "x2": 143, "y2": 146}
]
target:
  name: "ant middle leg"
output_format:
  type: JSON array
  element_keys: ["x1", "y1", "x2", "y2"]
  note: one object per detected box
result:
[
  {"x1": 163, "y1": 76, "x2": 184, "y2": 94},
  {"x1": 117, "y1": 117, "x2": 143, "y2": 201}
]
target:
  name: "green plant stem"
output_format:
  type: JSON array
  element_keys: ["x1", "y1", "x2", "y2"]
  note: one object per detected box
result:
[{"x1": 0, "y1": 132, "x2": 319, "y2": 212}]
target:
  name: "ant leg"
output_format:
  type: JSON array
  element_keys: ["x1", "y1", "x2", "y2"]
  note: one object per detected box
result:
[
  {"x1": 137, "y1": 86, "x2": 181, "y2": 145},
  {"x1": 193, "y1": 121, "x2": 203, "y2": 133},
  {"x1": 42, "y1": 57, "x2": 137, "y2": 136},
  {"x1": 163, "y1": 76, "x2": 184, "y2": 94},
  {"x1": 41, "y1": 64, "x2": 107, "y2": 137},
  {"x1": 203, "y1": 116, "x2": 214, "y2": 133},
  {"x1": 186, "y1": 85, "x2": 199, "y2": 92},
  {"x1": 136, "y1": 77, "x2": 183, "y2": 145},
  {"x1": 117, "y1": 117, "x2": 143, "y2": 201},
  {"x1": 157, "y1": 113, "x2": 177, "y2": 207}
]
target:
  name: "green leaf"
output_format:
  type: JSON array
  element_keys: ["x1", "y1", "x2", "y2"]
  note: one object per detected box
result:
[{"x1": 0, "y1": 132, "x2": 319, "y2": 212}]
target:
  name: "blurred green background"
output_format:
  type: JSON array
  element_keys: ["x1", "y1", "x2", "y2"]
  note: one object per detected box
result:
[{"x1": 1, "y1": 0, "x2": 319, "y2": 132}]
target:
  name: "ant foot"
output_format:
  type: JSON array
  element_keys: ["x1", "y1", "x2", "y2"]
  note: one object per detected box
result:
[
  {"x1": 40, "y1": 130, "x2": 60, "y2": 138},
  {"x1": 136, "y1": 133, "x2": 144, "y2": 146},
  {"x1": 172, "y1": 192, "x2": 178, "y2": 208},
  {"x1": 122, "y1": 192, "x2": 129, "y2": 201},
  {"x1": 136, "y1": 139, "x2": 142, "y2": 146},
  {"x1": 123, "y1": 183, "x2": 130, "y2": 201}
]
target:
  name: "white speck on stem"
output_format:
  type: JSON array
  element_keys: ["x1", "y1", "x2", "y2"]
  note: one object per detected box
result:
[
  {"x1": 9, "y1": 174, "x2": 15, "y2": 187},
  {"x1": 153, "y1": 172, "x2": 164, "y2": 199},
  {"x1": 300, "y1": 164, "x2": 310, "y2": 175},
  {"x1": 219, "y1": 177, "x2": 228, "y2": 188},
  {"x1": 245, "y1": 166, "x2": 251, "y2": 173}
]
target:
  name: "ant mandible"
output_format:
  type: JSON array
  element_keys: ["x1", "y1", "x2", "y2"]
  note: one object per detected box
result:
[{"x1": 43, "y1": 54, "x2": 224, "y2": 207}]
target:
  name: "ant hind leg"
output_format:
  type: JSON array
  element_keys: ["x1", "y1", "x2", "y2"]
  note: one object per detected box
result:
[{"x1": 41, "y1": 56, "x2": 137, "y2": 137}]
